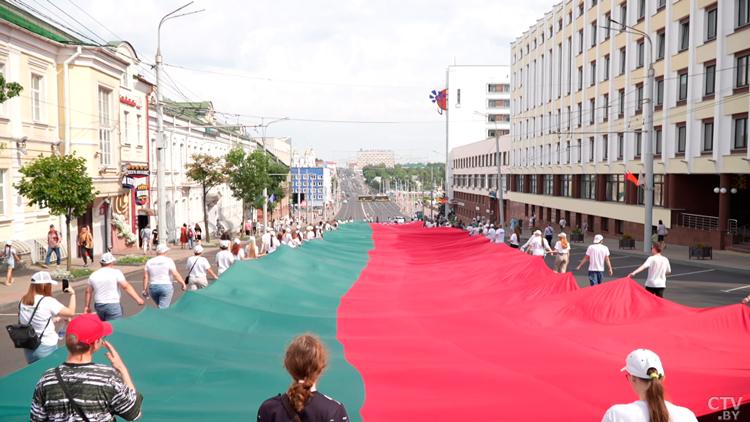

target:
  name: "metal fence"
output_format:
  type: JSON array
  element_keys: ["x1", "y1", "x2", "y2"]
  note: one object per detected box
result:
[{"x1": 680, "y1": 213, "x2": 719, "y2": 231}]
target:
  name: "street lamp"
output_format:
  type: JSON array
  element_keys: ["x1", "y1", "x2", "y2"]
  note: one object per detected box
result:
[
  {"x1": 257, "y1": 117, "x2": 289, "y2": 231},
  {"x1": 611, "y1": 19, "x2": 654, "y2": 253},
  {"x1": 155, "y1": 2, "x2": 203, "y2": 245},
  {"x1": 474, "y1": 110, "x2": 505, "y2": 229}
]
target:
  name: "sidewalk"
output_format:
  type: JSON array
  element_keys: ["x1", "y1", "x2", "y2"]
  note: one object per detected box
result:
[
  {"x1": 0, "y1": 244, "x2": 215, "y2": 311},
  {"x1": 567, "y1": 234, "x2": 750, "y2": 274}
]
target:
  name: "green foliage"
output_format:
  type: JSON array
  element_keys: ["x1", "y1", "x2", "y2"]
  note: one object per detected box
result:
[
  {"x1": 117, "y1": 255, "x2": 149, "y2": 264},
  {"x1": 14, "y1": 153, "x2": 98, "y2": 219},
  {"x1": 0, "y1": 73, "x2": 22, "y2": 104},
  {"x1": 362, "y1": 163, "x2": 445, "y2": 190},
  {"x1": 225, "y1": 147, "x2": 272, "y2": 210},
  {"x1": 267, "y1": 159, "x2": 288, "y2": 212},
  {"x1": 621, "y1": 234, "x2": 634, "y2": 240},
  {"x1": 571, "y1": 228, "x2": 583, "y2": 235},
  {"x1": 70, "y1": 268, "x2": 93, "y2": 278},
  {"x1": 185, "y1": 153, "x2": 228, "y2": 243}
]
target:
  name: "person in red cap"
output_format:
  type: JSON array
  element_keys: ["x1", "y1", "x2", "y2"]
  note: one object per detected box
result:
[{"x1": 30, "y1": 314, "x2": 143, "y2": 422}]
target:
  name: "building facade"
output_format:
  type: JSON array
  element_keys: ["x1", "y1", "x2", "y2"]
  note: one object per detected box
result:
[
  {"x1": 356, "y1": 149, "x2": 395, "y2": 169},
  {"x1": 451, "y1": 136, "x2": 511, "y2": 223},
  {"x1": 509, "y1": 0, "x2": 750, "y2": 249}
]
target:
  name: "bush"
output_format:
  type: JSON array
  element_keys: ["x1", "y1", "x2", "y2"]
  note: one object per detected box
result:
[
  {"x1": 117, "y1": 255, "x2": 149, "y2": 264},
  {"x1": 70, "y1": 268, "x2": 93, "y2": 278},
  {"x1": 571, "y1": 228, "x2": 583, "y2": 235},
  {"x1": 621, "y1": 234, "x2": 634, "y2": 240},
  {"x1": 695, "y1": 243, "x2": 710, "y2": 248}
]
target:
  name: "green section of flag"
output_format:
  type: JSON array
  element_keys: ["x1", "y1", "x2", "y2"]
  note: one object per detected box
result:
[{"x1": 0, "y1": 223, "x2": 373, "y2": 422}]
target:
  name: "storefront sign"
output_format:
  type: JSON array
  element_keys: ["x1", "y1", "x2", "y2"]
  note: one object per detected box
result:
[
  {"x1": 136, "y1": 183, "x2": 149, "y2": 205},
  {"x1": 119, "y1": 94, "x2": 142, "y2": 108},
  {"x1": 122, "y1": 164, "x2": 149, "y2": 188}
]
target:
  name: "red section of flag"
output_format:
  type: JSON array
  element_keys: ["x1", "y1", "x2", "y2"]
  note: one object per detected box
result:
[
  {"x1": 626, "y1": 171, "x2": 640, "y2": 186},
  {"x1": 338, "y1": 224, "x2": 750, "y2": 420}
]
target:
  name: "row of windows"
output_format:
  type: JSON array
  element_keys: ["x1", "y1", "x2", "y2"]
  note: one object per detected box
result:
[
  {"x1": 453, "y1": 174, "x2": 508, "y2": 191},
  {"x1": 513, "y1": 173, "x2": 664, "y2": 206},
  {"x1": 454, "y1": 152, "x2": 509, "y2": 169},
  {"x1": 292, "y1": 181, "x2": 325, "y2": 187},
  {"x1": 512, "y1": 116, "x2": 748, "y2": 166},
  {"x1": 292, "y1": 174, "x2": 324, "y2": 180},
  {"x1": 292, "y1": 187, "x2": 325, "y2": 194}
]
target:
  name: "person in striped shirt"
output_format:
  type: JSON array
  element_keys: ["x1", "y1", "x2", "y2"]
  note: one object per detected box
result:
[{"x1": 30, "y1": 314, "x2": 143, "y2": 422}]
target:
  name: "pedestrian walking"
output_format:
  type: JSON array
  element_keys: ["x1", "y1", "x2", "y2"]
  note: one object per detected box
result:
[
  {"x1": 509, "y1": 227, "x2": 520, "y2": 249},
  {"x1": 185, "y1": 245, "x2": 217, "y2": 290},
  {"x1": 194, "y1": 223, "x2": 202, "y2": 245},
  {"x1": 559, "y1": 217, "x2": 567, "y2": 233},
  {"x1": 496, "y1": 226, "x2": 506, "y2": 243},
  {"x1": 152, "y1": 225, "x2": 160, "y2": 245},
  {"x1": 142, "y1": 244, "x2": 186, "y2": 309},
  {"x1": 518, "y1": 217, "x2": 524, "y2": 235},
  {"x1": 3, "y1": 240, "x2": 22, "y2": 285},
  {"x1": 231, "y1": 238, "x2": 246, "y2": 261},
  {"x1": 84, "y1": 253, "x2": 144, "y2": 321},
  {"x1": 582, "y1": 221, "x2": 589, "y2": 238},
  {"x1": 30, "y1": 313, "x2": 144, "y2": 422},
  {"x1": 140, "y1": 225, "x2": 152, "y2": 254},
  {"x1": 257, "y1": 333, "x2": 349, "y2": 422},
  {"x1": 17, "y1": 272, "x2": 76, "y2": 364},
  {"x1": 42, "y1": 224, "x2": 62, "y2": 268},
  {"x1": 521, "y1": 230, "x2": 554, "y2": 256},
  {"x1": 244, "y1": 219, "x2": 252, "y2": 236},
  {"x1": 628, "y1": 243, "x2": 672, "y2": 298},
  {"x1": 78, "y1": 226, "x2": 94, "y2": 267},
  {"x1": 656, "y1": 220, "x2": 668, "y2": 249},
  {"x1": 575, "y1": 234, "x2": 613, "y2": 286},
  {"x1": 186, "y1": 224, "x2": 195, "y2": 249},
  {"x1": 246, "y1": 236, "x2": 260, "y2": 258},
  {"x1": 180, "y1": 223, "x2": 188, "y2": 249},
  {"x1": 216, "y1": 240, "x2": 234, "y2": 276},
  {"x1": 602, "y1": 349, "x2": 698, "y2": 422},
  {"x1": 544, "y1": 224, "x2": 554, "y2": 246},
  {"x1": 553, "y1": 233, "x2": 570, "y2": 273}
]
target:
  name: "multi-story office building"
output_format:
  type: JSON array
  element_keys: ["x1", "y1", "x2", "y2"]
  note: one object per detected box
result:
[
  {"x1": 451, "y1": 136, "x2": 511, "y2": 223},
  {"x1": 509, "y1": 0, "x2": 750, "y2": 249},
  {"x1": 445, "y1": 65, "x2": 511, "y2": 210},
  {"x1": 356, "y1": 149, "x2": 395, "y2": 169}
]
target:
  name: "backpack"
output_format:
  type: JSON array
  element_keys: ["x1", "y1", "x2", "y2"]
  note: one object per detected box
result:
[
  {"x1": 6, "y1": 298, "x2": 50, "y2": 349},
  {"x1": 187, "y1": 228, "x2": 194, "y2": 238}
]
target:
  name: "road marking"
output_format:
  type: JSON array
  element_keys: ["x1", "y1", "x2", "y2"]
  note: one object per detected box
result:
[
  {"x1": 721, "y1": 284, "x2": 750, "y2": 293},
  {"x1": 612, "y1": 264, "x2": 642, "y2": 269},
  {"x1": 361, "y1": 202, "x2": 368, "y2": 220},
  {"x1": 666, "y1": 269, "x2": 715, "y2": 278}
]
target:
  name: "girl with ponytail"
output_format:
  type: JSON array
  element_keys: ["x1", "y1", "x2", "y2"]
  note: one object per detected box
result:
[
  {"x1": 257, "y1": 333, "x2": 349, "y2": 421},
  {"x1": 602, "y1": 349, "x2": 698, "y2": 422}
]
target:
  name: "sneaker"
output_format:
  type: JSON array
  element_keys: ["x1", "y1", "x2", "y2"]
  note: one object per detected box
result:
[
  {"x1": 83, "y1": 263, "x2": 89, "y2": 267},
  {"x1": 41, "y1": 264, "x2": 48, "y2": 268}
]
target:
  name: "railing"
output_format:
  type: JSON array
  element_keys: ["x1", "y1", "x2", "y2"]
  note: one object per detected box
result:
[
  {"x1": 732, "y1": 222, "x2": 750, "y2": 245},
  {"x1": 728, "y1": 219, "x2": 738, "y2": 235},
  {"x1": 680, "y1": 213, "x2": 719, "y2": 231}
]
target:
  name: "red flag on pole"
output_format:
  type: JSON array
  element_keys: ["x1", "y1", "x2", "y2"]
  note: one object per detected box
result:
[{"x1": 625, "y1": 171, "x2": 640, "y2": 186}]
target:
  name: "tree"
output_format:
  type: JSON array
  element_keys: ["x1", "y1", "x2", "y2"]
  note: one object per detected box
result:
[
  {"x1": 0, "y1": 75, "x2": 22, "y2": 153},
  {"x1": 14, "y1": 153, "x2": 99, "y2": 271},
  {"x1": 266, "y1": 159, "x2": 288, "y2": 215},
  {"x1": 185, "y1": 154, "x2": 228, "y2": 243},
  {"x1": 225, "y1": 147, "x2": 273, "y2": 220}
]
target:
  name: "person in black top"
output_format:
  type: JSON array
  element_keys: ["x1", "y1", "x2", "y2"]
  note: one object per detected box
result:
[{"x1": 257, "y1": 334, "x2": 348, "y2": 422}]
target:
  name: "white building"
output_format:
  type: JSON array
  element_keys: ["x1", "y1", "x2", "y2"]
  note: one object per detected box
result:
[
  {"x1": 446, "y1": 65, "x2": 511, "y2": 211},
  {"x1": 356, "y1": 149, "x2": 395, "y2": 169}
]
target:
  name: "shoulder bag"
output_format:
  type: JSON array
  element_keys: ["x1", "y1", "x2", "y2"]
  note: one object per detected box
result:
[
  {"x1": 6, "y1": 298, "x2": 51, "y2": 349},
  {"x1": 185, "y1": 257, "x2": 199, "y2": 286},
  {"x1": 280, "y1": 394, "x2": 302, "y2": 422},
  {"x1": 55, "y1": 367, "x2": 92, "y2": 422}
]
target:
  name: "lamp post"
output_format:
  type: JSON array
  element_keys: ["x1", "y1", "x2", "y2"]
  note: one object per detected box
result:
[
  {"x1": 258, "y1": 117, "x2": 288, "y2": 232},
  {"x1": 474, "y1": 111, "x2": 505, "y2": 229},
  {"x1": 612, "y1": 19, "x2": 654, "y2": 253},
  {"x1": 155, "y1": 2, "x2": 203, "y2": 245}
]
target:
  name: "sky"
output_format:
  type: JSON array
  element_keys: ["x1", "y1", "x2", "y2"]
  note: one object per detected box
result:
[{"x1": 38, "y1": 0, "x2": 554, "y2": 164}]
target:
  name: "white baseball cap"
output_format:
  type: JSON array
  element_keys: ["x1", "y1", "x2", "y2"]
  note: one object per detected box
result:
[
  {"x1": 5, "y1": 240, "x2": 11, "y2": 246},
  {"x1": 100, "y1": 252, "x2": 116, "y2": 264},
  {"x1": 593, "y1": 234, "x2": 604, "y2": 244},
  {"x1": 30, "y1": 271, "x2": 57, "y2": 285},
  {"x1": 220, "y1": 240, "x2": 230, "y2": 248},
  {"x1": 156, "y1": 244, "x2": 169, "y2": 253},
  {"x1": 621, "y1": 349, "x2": 665, "y2": 379},
  {"x1": 558, "y1": 232, "x2": 567, "y2": 237},
  {"x1": 534, "y1": 230, "x2": 542, "y2": 235},
  {"x1": 193, "y1": 245, "x2": 204, "y2": 254},
  {"x1": 233, "y1": 238, "x2": 241, "y2": 245}
]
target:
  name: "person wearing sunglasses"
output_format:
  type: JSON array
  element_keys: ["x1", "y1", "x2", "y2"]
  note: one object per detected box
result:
[{"x1": 602, "y1": 349, "x2": 698, "y2": 422}]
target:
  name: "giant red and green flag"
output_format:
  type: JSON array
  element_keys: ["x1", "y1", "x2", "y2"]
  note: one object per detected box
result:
[{"x1": 0, "y1": 223, "x2": 748, "y2": 421}]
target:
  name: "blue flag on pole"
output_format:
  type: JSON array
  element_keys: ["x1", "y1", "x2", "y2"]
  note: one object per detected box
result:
[{"x1": 269, "y1": 193, "x2": 276, "y2": 203}]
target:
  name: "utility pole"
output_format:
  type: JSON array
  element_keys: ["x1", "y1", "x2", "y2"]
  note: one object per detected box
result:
[
  {"x1": 155, "y1": 2, "x2": 203, "y2": 245},
  {"x1": 259, "y1": 117, "x2": 288, "y2": 231}
]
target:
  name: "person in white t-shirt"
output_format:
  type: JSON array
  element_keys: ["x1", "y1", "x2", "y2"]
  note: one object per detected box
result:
[
  {"x1": 85, "y1": 253, "x2": 144, "y2": 321},
  {"x1": 260, "y1": 230, "x2": 272, "y2": 255},
  {"x1": 628, "y1": 243, "x2": 672, "y2": 298},
  {"x1": 520, "y1": 230, "x2": 554, "y2": 256},
  {"x1": 509, "y1": 228, "x2": 520, "y2": 248},
  {"x1": 305, "y1": 226, "x2": 315, "y2": 241},
  {"x1": 216, "y1": 240, "x2": 234, "y2": 275},
  {"x1": 553, "y1": 233, "x2": 571, "y2": 273},
  {"x1": 18, "y1": 272, "x2": 76, "y2": 364},
  {"x1": 602, "y1": 349, "x2": 698, "y2": 422},
  {"x1": 246, "y1": 236, "x2": 260, "y2": 258},
  {"x1": 495, "y1": 226, "x2": 506, "y2": 244},
  {"x1": 575, "y1": 234, "x2": 613, "y2": 286},
  {"x1": 143, "y1": 244, "x2": 186, "y2": 309},
  {"x1": 231, "y1": 238, "x2": 246, "y2": 261},
  {"x1": 487, "y1": 225, "x2": 496, "y2": 242},
  {"x1": 186, "y1": 245, "x2": 217, "y2": 290}
]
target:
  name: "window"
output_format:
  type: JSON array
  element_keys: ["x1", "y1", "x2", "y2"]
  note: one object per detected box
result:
[
  {"x1": 738, "y1": 0, "x2": 750, "y2": 28},
  {"x1": 543, "y1": 175, "x2": 554, "y2": 195},
  {"x1": 603, "y1": 135, "x2": 609, "y2": 159},
  {"x1": 576, "y1": 139, "x2": 582, "y2": 162},
  {"x1": 120, "y1": 69, "x2": 129, "y2": 89},
  {"x1": 489, "y1": 99, "x2": 510, "y2": 108},
  {"x1": 655, "y1": 128, "x2": 663, "y2": 155},
  {"x1": 122, "y1": 111, "x2": 130, "y2": 144},
  {"x1": 619, "y1": 48, "x2": 627, "y2": 75},
  {"x1": 636, "y1": 84, "x2": 644, "y2": 111},
  {"x1": 603, "y1": 55, "x2": 610, "y2": 80},
  {"x1": 561, "y1": 174, "x2": 572, "y2": 197},
  {"x1": 679, "y1": 21, "x2": 690, "y2": 51},
  {"x1": 657, "y1": 32, "x2": 665, "y2": 59},
  {"x1": 578, "y1": 30, "x2": 584, "y2": 54},
  {"x1": 529, "y1": 175, "x2": 538, "y2": 193},
  {"x1": 98, "y1": 88, "x2": 112, "y2": 166},
  {"x1": 590, "y1": 99, "x2": 596, "y2": 123},
  {"x1": 603, "y1": 94, "x2": 609, "y2": 120},
  {"x1": 590, "y1": 61, "x2": 596, "y2": 85},
  {"x1": 558, "y1": 18, "x2": 563, "y2": 31},
  {"x1": 620, "y1": 4, "x2": 627, "y2": 30},
  {"x1": 591, "y1": 0, "x2": 598, "y2": 5},
  {"x1": 676, "y1": 124, "x2": 687, "y2": 153},
  {"x1": 137, "y1": 115, "x2": 142, "y2": 146},
  {"x1": 678, "y1": 71, "x2": 688, "y2": 101},
  {"x1": 737, "y1": 54, "x2": 749, "y2": 88},
  {"x1": 579, "y1": 3, "x2": 584, "y2": 16},
  {"x1": 706, "y1": 7, "x2": 718, "y2": 41},
  {"x1": 656, "y1": 78, "x2": 664, "y2": 106},
  {"x1": 705, "y1": 64, "x2": 716, "y2": 96},
  {"x1": 606, "y1": 175, "x2": 625, "y2": 202},
  {"x1": 457, "y1": 89, "x2": 461, "y2": 105},
  {"x1": 617, "y1": 89, "x2": 625, "y2": 116},
  {"x1": 635, "y1": 131, "x2": 642, "y2": 157},
  {"x1": 637, "y1": 0, "x2": 646, "y2": 19},
  {"x1": 589, "y1": 137, "x2": 594, "y2": 161},
  {"x1": 578, "y1": 67, "x2": 583, "y2": 90},
  {"x1": 618, "y1": 133, "x2": 624, "y2": 159},
  {"x1": 0, "y1": 170, "x2": 5, "y2": 215},
  {"x1": 516, "y1": 175, "x2": 525, "y2": 192},
  {"x1": 658, "y1": 0, "x2": 666, "y2": 8},
  {"x1": 703, "y1": 121, "x2": 714, "y2": 151},
  {"x1": 577, "y1": 103, "x2": 583, "y2": 126},
  {"x1": 31, "y1": 74, "x2": 42, "y2": 121},
  {"x1": 654, "y1": 175, "x2": 664, "y2": 206},
  {"x1": 735, "y1": 116, "x2": 748, "y2": 149},
  {"x1": 604, "y1": 13, "x2": 611, "y2": 39},
  {"x1": 591, "y1": 23, "x2": 597, "y2": 46},
  {"x1": 636, "y1": 40, "x2": 645, "y2": 68},
  {"x1": 581, "y1": 174, "x2": 596, "y2": 199}
]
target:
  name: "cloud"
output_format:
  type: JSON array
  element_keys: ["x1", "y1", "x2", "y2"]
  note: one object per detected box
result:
[{"x1": 61, "y1": 0, "x2": 554, "y2": 163}]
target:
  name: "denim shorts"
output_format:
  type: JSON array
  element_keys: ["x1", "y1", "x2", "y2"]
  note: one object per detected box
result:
[
  {"x1": 24, "y1": 343, "x2": 57, "y2": 365},
  {"x1": 95, "y1": 302, "x2": 124, "y2": 321},
  {"x1": 149, "y1": 283, "x2": 174, "y2": 309}
]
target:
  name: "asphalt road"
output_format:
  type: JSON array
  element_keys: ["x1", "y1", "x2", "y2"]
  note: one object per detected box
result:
[{"x1": 336, "y1": 173, "x2": 407, "y2": 222}]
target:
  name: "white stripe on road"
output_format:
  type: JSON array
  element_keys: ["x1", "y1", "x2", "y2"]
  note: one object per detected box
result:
[
  {"x1": 721, "y1": 284, "x2": 750, "y2": 293},
  {"x1": 611, "y1": 264, "x2": 642, "y2": 269},
  {"x1": 361, "y1": 202, "x2": 368, "y2": 219},
  {"x1": 666, "y1": 269, "x2": 715, "y2": 278}
]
